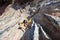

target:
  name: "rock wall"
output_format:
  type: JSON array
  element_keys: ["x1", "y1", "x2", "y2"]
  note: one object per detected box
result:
[{"x1": 0, "y1": 4, "x2": 31, "y2": 40}]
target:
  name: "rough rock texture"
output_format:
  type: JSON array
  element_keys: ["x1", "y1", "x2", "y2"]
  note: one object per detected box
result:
[{"x1": 0, "y1": 4, "x2": 31, "y2": 40}]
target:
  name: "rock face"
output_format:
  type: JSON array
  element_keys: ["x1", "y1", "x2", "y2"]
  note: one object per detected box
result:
[{"x1": 0, "y1": 3, "x2": 31, "y2": 40}]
